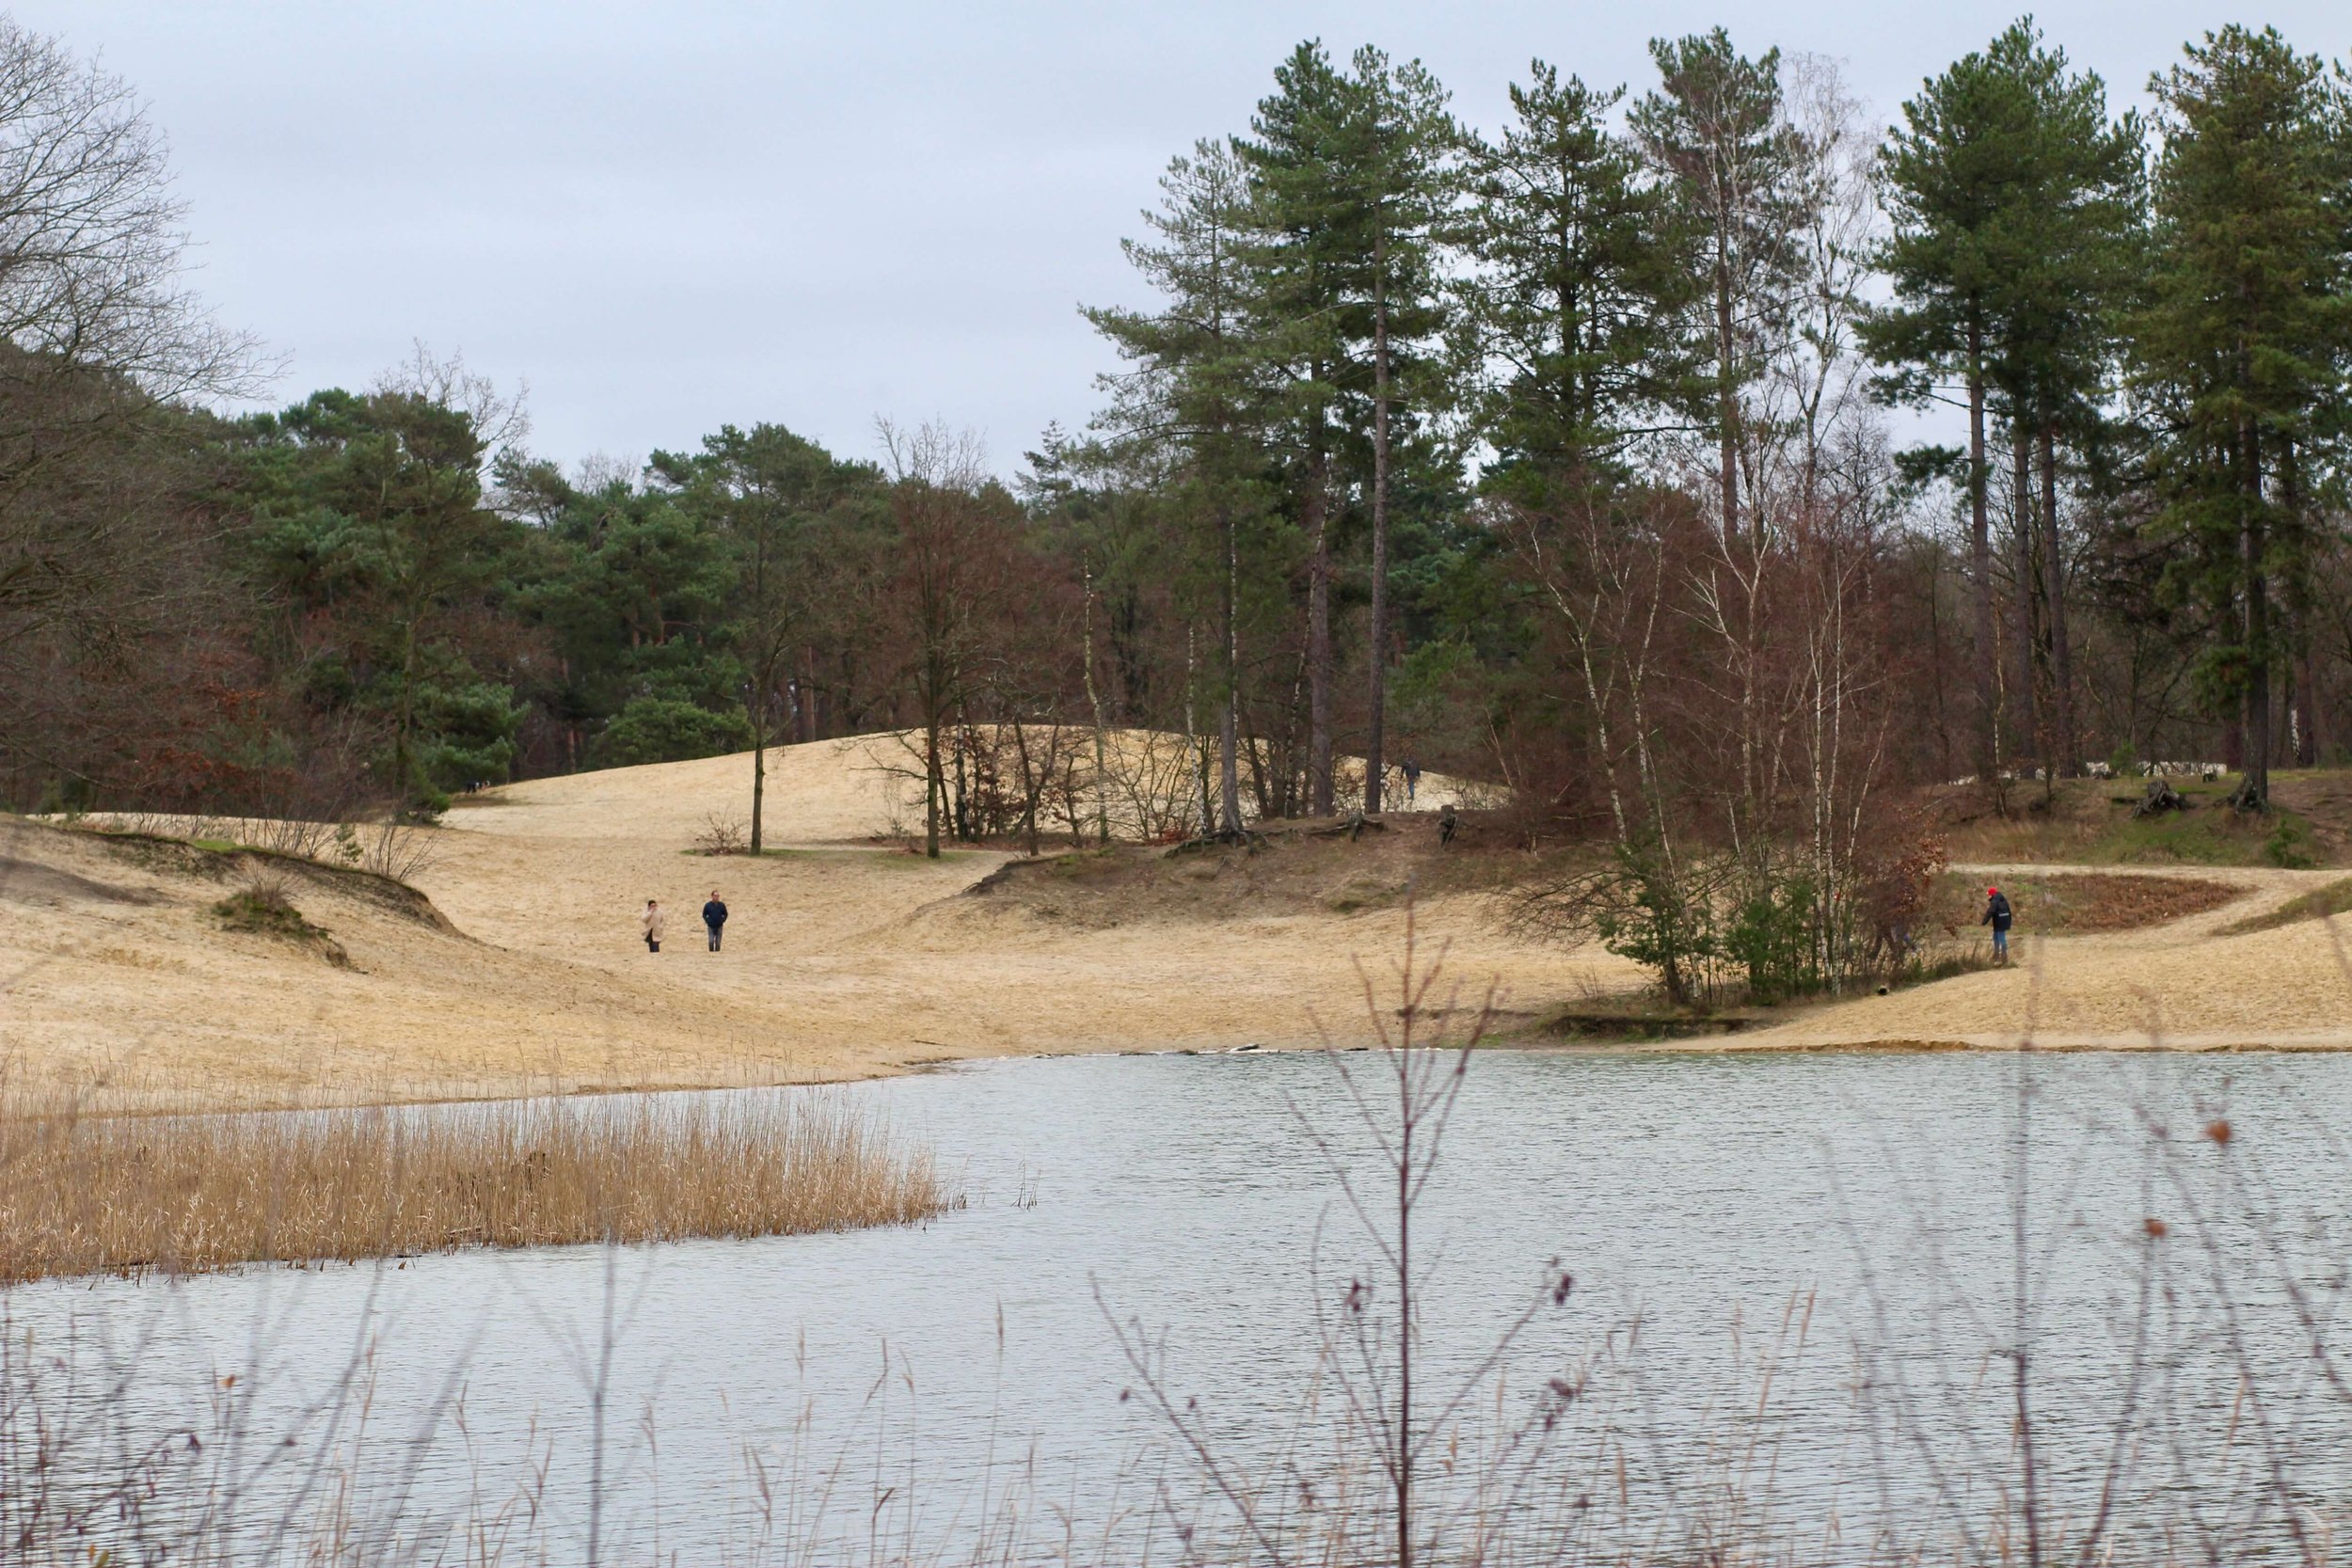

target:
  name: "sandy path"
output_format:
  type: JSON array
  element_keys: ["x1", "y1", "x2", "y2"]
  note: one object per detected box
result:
[{"x1": 1727, "y1": 863, "x2": 2352, "y2": 1052}]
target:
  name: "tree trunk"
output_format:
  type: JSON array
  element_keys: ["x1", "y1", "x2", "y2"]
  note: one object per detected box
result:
[
  {"x1": 1965, "y1": 330, "x2": 1999, "y2": 787},
  {"x1": 2037, "y1": 421, "x2": 2076, "y2": 776},
  {"x1": 800, "y1": 648, "x2": 818, "y2": 742},
  {"x1": 2010, "y1": 423, "x2": 2042, "y2": 780},
  {"x1": 1219, "y1": 505, "x2": 1243, "y2": 837},
  {"x1": 1185, "y1": 623, "x2": 1212, "y2": 837},
  {"x1": 750, "y1": 706, "x2": 767, "y2": 854},
  {"x1": 394, "y1": 613, "x2": 420, "y2": 818},
  {"x1": 923, "y1": 712, "x2": 942, "y2": 858},
  {"x1": 1244, "y1": 709, "x2": 1274, "y2": 821},
  {"x1": 952, "y1": 719, "x2": 970, "y2": 843},
  {"x1": 1082, "y1": 559, "x2": 1111, "y2": 847},
  {"x1": 1305, "y1": 430, "x2": 1333, "y2": 816},
  {"x1": 1716, "y1": 242, "x2": 1740, "y2": 545},
  {"x1": 1928, "y1": 546, "x2": 1953, "y2": 781},
  {"x1": 2284, "y1": 445, "x2": 2319, "y2": 767},
  {"x1": 2297, "y1": 644, "x2": 2321, "y2": 767},
  {"x1": 1365, "y1": 241, "x2": 1391, "y2": 816},
  {"x1": 2242, "y1": 424, "x2": 2271, "y2": 810}
]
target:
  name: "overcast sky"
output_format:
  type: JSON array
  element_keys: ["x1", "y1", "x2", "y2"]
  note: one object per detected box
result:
[{"x1": 30, "y1": 2, "x2": 2350, "y2": 477}]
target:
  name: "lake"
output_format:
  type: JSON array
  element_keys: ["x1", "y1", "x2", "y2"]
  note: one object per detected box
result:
[{"x1": 12, "y1": 1047, "x2": 2351, "y2": 1563}]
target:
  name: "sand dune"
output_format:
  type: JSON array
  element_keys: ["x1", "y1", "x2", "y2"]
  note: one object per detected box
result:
[
  {"x1": 0, "y1": 735, "x2": 1610, "y2": 1108},
  {"x1": 7, "y1": 738, "x2": 2348, "y2": 1111}
]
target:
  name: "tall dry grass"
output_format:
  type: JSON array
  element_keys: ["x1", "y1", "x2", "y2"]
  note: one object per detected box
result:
[{"x1": 0, "y1": 1086, "x2": 946, "y2": 1285}]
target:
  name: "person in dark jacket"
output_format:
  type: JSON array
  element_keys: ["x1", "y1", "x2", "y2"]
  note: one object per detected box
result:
[
  {"x1": 1981, "y1": 885, "x2": 2012, "y2": 962},
  {"x1": 703, "y1": 891, "x2": 728, "y2": 952}
]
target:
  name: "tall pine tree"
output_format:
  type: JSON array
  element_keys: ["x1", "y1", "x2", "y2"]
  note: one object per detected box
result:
[
  {"x1": 1237, "y1": 42, "x2": 1359, "y2": 815},
  {"x1": 1864, "y1": 24, "x2": 2060, "y2": 786},
  {"x1": 1631, "y1": 30, "x2": 1812, "y2": 545},
  {"x1": 1462, "y1": 62, "x2": 1679, "y2": 504},
  {"x1": 1335, "y1": 47, "x2": 1456, "y2": 814},
  {"x1": 1994, "y1": 35, "x2": 2143, "y2": 779},
  {"x1": 2134, "y1": 25, "x2": 2351, "y2": 811},
  {"x1": 1087, "y1": 140, "x2": 1270, "y2": 837}
]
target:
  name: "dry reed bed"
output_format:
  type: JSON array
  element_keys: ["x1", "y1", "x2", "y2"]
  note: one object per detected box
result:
[{"x1": 0, "y1": 1088, "x2": 947, "y2": 1285}]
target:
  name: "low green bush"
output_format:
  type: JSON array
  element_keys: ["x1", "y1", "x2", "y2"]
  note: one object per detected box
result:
[{"x1": 593, "y1": 697, "x2": 754, "y2": 768}]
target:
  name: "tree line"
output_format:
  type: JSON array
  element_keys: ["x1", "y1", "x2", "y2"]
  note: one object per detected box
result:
[{"x1": 3, "y1": 17, "x2": 2349, "y2": 990}]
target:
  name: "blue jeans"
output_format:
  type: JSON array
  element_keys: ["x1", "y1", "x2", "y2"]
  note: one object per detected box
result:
[
  {"x1": 1992, "y1": 927, "x2": 2009, "y2": 959},
  {"x1": 707, "y1": 924, "x2": 723, "y2": 952}
]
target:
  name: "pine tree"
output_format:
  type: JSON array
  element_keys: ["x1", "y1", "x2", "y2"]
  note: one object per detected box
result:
[
  {"x1": 1335, "y1": 47, "x2": 1456, "y2": 815},
  {"x1": 651, "y1": 425, "x2": 883, "y2": 851},
  {"x1": 1086, "y1": 140, "x2": 1269, "y2": 837},
  {"x1": 1863, "y1": 24, "x2": 2056, "y2": 786},
  {"x1": 1237, "y1": 42, "x2": 1359, "y2": 816},
  {"x1": 1986, "y1": 26, "x2": 2145, "y2": 779},
  {"x1": 2133, "y1": 25, "x2": 2352, "y2": 811},
  {"x1": 1630, "y1": 29, "x2": 1812, "y2": 545},
  {"x1": 1462, "y1": 61, "x2": 1678, "y2": 501}
]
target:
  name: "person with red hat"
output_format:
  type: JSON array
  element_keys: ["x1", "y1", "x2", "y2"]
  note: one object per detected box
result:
[{"x1": 1981, "y1": 885, "x2": 2013, "y2": 962}]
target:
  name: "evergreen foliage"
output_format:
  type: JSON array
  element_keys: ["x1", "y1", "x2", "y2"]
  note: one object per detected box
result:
[{"x1": 7, "y1": 13, "x2": 2352, "y2": 1010}]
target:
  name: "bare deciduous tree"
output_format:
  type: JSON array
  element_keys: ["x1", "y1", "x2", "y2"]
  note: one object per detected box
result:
[
  {"x1": 879, "y1": 420, "x2": 1024, "y2": 859},
  {"x1": 0, "y1": 17, "x2": 263, "y2": 615}
]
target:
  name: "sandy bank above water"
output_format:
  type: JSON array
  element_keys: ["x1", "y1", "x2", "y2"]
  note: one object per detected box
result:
[{"x1": 7, "y1": 738, "x2": 2347, "y2": 1110}]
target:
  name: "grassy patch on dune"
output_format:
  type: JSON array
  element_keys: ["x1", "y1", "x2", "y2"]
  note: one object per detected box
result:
[
  {"x1": 1941, "y1": 772, "x2": 2342, "y2": 869},
  {"x1": 2090, "y1": 803, "x2": 2318, "y2": 869},
  {"x1": 213, "y1": 878, "x2": 349, "y2": 966},
  {"x1": 2220, "y1": 876, "x2": 2352, "y2": 937},
  {"x1": 1927, "y1": 870, "x2": 2243, "y2": 936}
]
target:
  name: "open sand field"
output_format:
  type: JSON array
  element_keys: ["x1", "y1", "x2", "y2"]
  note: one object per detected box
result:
[
  {"x1": 0, "y1": 734, "x2": 1621, "y2": 1108},
  {"x1": 5, "y1": 735, "x2": 2349, "y2": 1110}
]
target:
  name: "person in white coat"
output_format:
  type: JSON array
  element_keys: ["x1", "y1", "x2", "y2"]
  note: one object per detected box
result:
[{"x1": 641, "y1": 897, "x2": 666, "y2": 953}]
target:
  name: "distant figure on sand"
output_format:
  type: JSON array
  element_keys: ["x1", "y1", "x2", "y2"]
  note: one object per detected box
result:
[
  {"x1": 703, "y1": 890, "x2": 728, "y2": 952},
  {"x1": 1402, "y1": 757, "x2": 1422, "y2": 805},
  {"x1": 642, "y1": 898, "x2": 665, "y2": 954},
  {"x1": 1438, "y1": 802, "x2": 1458, "y2": 846},
  {"x1": 1981, "y1": 885, "x2": 2012, "y2": 962}
]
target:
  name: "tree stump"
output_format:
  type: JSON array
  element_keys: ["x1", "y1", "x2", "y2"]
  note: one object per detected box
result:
[{"x1": 2133, "y1": 777, "x2": 2185, "y2": 818}]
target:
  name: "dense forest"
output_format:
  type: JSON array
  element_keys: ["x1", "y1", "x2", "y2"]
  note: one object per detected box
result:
[{"x1": 3, "y1": 17, "x2": 2348, "y2": 991}]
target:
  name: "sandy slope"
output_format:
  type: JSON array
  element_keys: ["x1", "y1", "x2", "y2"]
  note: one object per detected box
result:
[
  {"x1": 0, "y1": 735, "x2": 1612, "y2": 1108},
  {"x1": 1728, "y1": 863, "x2": 2352, "y2": 1051},
  {"x1": 8, "y1": 738, "x2": 2349, "y2": 1111},
  {"x1": 0, "y1": 821, "x2": 808, "y2": 1108},
  {"x1": 417, "y1": 732, "x2": 1617, "y2": 1079}
]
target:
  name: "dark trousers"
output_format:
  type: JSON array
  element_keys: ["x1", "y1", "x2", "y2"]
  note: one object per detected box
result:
[{"x1": 707, "y1": 923, "x2": 723, "y2": 952}]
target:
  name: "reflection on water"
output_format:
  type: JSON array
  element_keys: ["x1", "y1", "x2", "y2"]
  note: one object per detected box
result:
[{"x1": 12, "y1": 1049, "x2": 2352, "y2": 1561}]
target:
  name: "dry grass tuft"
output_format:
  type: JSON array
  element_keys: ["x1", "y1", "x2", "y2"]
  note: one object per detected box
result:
[
  {"x1": 213, "y1": 864, "x2": 350, "y2": 965},
  {"x1": 0, "y1": 1086, "x2": 946, "y2": 1286}
]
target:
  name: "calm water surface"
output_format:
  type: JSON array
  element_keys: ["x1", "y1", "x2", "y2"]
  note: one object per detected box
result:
[{"x1": 16, "y1": 1049, "x2": 2352, "y2": 1560}]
